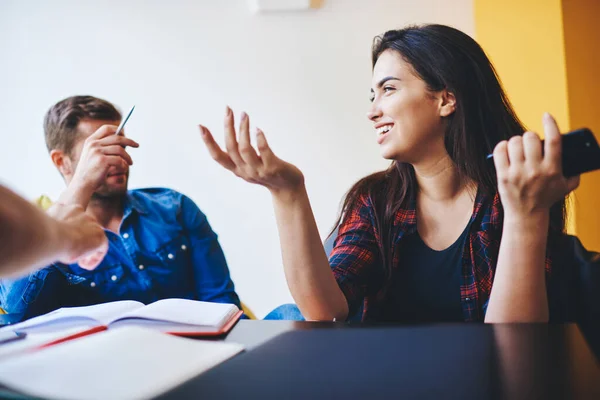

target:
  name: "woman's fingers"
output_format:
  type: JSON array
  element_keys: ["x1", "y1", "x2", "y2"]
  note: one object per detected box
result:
[
  {"x1": 493, "y1": 140, "x2": 509, "y2": 175},
  {"x1": 542, "y1": 113, "x2": 563, "y2": 175},
  {"x1": 495, "y1": 113, "x2": 579, "y2": 215},
  {"x1": 199, "y1": 108, "x2": 303, "y2": 191},
  {"x1": 507, "y1": 135, "x2": 525, "y2": 167},
  {"x1": 522, "y1": 131, "x2": 543, "y2": 166},
  {"x1": 256, "y1": 128, "x2": 277, "y2": 164},
  {"x1": 224, "y1": 106, "x2": 244, "y2": 165},
  {"x1": 238, "y1": 112, "x2": 262, "y2": 168},
  {"x1": 199, "y1": 125, "x2": 236, "y2": 171}
]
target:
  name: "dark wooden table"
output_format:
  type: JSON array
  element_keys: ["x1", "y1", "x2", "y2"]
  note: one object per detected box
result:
[
  {"x1": 158, "y1": 321, "x2": 600, "y2": 399},
  {"x1": 223, "y1": 319, "x2": 353, "y2": 348}
]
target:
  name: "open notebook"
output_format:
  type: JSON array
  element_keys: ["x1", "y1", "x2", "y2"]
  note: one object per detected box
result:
[
  {"x1": 1, "y1": 298, "x2": 243, "y2": 338},
  {"x1": 0, "y1": 326, "x2": 245, "y2": 400}
]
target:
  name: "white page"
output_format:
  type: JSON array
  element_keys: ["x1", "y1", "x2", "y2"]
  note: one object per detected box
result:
[
  {"x1": 110, "y1": 298, "x2": 238, "y2": 328},
  {"x1": 0, "y1": 326, "x2": 245, "y2": 400},
  {"x1": 0, "y1": 300, "x2": 143, "y2": 333},
  {"x1": 109, "y1": 319, "x2": 222, "y2": 333}
]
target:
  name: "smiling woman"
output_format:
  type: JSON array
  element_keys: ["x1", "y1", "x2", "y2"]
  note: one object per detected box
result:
[{"x1": 199, "y1": 24, "x2": 582, "y2": 325}]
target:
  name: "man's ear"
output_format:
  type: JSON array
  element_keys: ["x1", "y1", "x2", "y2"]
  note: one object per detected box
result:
[
  {"x1": 438, "y1": 90, "x2": 456, "y2": 117},
  {"x1": 50, "y1": 149, "x2": 73, "y2": 178}
]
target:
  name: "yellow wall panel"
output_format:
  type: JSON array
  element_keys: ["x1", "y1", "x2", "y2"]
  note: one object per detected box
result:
[
  {"x1": 563, "y1": 0, "x2": 600, "y2": 249},
  {"x1": 474, "y1": 0, "x2": 570, "y2": 133}
]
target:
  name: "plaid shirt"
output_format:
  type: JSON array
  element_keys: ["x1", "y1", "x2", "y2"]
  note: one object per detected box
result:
[{"x1": 329, "y1": 188, "x2": 559, "y2": 322}]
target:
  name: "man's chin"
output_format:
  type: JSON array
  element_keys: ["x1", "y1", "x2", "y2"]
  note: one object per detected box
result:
[{"x1": 93, "y1": 184, "x2": 128, "y2": 199}]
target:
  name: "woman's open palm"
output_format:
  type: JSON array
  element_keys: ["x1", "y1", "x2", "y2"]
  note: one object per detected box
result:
[{"x1": 199, "y1": 107, "x2": 304, "y2": 193}]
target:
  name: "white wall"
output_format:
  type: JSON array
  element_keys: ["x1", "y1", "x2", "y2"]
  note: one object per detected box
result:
[{"x1": 0, "y1": 0, "x2": 474, "y2": 317}]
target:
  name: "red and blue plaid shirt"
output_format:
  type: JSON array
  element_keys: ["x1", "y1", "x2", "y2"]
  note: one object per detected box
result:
[{"x1": 329, "y1": 188, "x2": 561, "y2": 322}]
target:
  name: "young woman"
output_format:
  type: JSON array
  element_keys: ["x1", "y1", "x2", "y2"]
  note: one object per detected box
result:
[{"x1": 199, "y1": 24, "x2": 580, "y2": 323}]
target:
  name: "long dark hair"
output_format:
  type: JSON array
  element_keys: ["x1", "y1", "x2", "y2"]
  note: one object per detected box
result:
[{"x1": 333, "y1": 24, "x2": 566, "y2": 294}]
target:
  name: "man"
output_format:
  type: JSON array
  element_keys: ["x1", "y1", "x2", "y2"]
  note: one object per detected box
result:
[
  {"x1": 0, "y1": 185, "x2": 107, "y2": 278},
  {"x1": 0, "y1": 96, "x2": 240, "y2": 322}
]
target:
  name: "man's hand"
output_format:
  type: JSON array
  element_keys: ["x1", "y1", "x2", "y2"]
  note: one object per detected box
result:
[{"x1": 59, "y1": 125, "x2": 139, "y2": 207}]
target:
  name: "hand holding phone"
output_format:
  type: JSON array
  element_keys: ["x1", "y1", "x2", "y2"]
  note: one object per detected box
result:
[
  {"x1": 487, "y1": 128, "x2": 600, "y2": 177},
  {"x1": 491, "y1": 114, "x2": 585, "y2": 217}
]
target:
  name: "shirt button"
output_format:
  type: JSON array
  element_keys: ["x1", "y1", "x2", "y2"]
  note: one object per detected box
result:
[
  {"x1": 181, "y1": 245, "x2": 187, "y2": 251},
  {"x1": 90, "y1": 282, "x2": 96, "y2": 288},
  {"x1": 168, "y1": 253, "x2": 174, "y2": 260},
  {"x1": 111, "y1": 275, "x2": 118, "y2": 281},
  {"x1": 138, "y1": 264, "x2": 145, "y2": 270},
  {"x1": 122, "y1": 233, "x2": 129, "y2": 239}
]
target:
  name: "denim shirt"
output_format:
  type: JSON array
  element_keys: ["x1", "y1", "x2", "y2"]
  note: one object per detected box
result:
[{"x1": 0, "y1": 188, "x2": 241, "y2": 323}]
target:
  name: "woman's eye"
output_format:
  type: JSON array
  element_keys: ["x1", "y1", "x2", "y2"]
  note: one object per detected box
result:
[{"x1": 370, "y1": 86, "x2": 395, "y2": 101}]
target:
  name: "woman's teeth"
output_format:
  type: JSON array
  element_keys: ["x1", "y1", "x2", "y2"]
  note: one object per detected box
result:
[{"x1": 377, "y1": 125, "x2": 392, "y2": 135}]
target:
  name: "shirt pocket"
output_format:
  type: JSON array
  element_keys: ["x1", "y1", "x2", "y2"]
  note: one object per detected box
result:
[
  {"x1": 77, "y1": 264, "x2": 126, "y2": 290},
  {"x1": 156, "y1": 234, "x2": 191, "y2": 267}
]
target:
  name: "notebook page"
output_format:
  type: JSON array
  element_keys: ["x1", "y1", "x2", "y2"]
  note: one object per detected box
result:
[
  {"x1": 1, "y1": 300, "x2": 143, "y2": 333},
  {"x1": 0, "y1": 326, "x2": 245, "y2": 400},
  {"x1": 107, "y1": 319, "x2": 221, "y2": 333},
  {"x1": 110, "y1": 298, "x2": 238, "y2": 328}
]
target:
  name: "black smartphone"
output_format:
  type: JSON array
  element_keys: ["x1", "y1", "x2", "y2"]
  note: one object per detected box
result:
[{"x1": 486, "y1": 128, "x2": 600, "y2": 177}]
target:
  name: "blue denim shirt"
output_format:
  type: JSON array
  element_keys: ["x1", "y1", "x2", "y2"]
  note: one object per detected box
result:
[{"x1": 0, "y1": 188, "x2": 240, "y2": 323}]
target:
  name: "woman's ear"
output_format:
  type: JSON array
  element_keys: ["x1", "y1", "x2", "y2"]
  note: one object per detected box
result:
[
  {"x1": 50, "y1": 150, "x2": 73, "y2": 178},
  {"x1": 439, "y1": 90, "x2": 456, "y2": 117}
]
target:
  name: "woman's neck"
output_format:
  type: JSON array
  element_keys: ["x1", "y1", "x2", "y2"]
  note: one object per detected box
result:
[
  {"x1": 412, "y1": 155, "x2": 477, "y2": 250},
  {"x1": 412, "y1": 155, "x2": 474, "y2": 203}
]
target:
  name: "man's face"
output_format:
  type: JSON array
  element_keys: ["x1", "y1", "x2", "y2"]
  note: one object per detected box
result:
[{"x1": 67, "y1": 119, "x2": 130, "y2": 198}]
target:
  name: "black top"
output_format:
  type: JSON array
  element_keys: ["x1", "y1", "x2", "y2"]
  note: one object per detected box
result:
[{"x1": 380, "y1": 225, "x2": 469, "y2": 323}]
